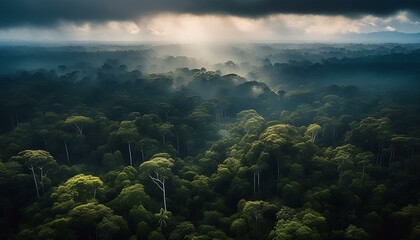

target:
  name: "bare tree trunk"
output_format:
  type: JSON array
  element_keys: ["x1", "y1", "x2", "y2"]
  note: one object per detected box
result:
[
  {"x1": 331, "y1": 127, "x2": 336, "y2": 146},
  {"x1": 64, "y1": 141, "x2": 70, "y2": 165},
  {"x1": 73, "y1": 123, "x2": 83, "y2": 135},
  {"x1": 150, "y1": 174, "x2": 168, "y2": 211},
  {"x1": 311, "y1": 132, "x2": 317, "y2": 143},
  {"x1": 128, "y1": 143, "x2": 133, "y2": 167},
  {"x1": 39, "y1": 167, "x2": 47, "y2": 195},
  {"x1": 29, "y1": 165, "x2": 40, "y2": 198},
  {"x1": 389, "y1": 145, "x2": 395, "y2": 169},
  {"x1": 162, "y1": 134, "x2": 165, "y2": 144},
  {"x1": 277, "y1": 158, "x2": 280, "y2": 181},
  {"x1": 258, "y1": 171, "x2": 260, "y2": 191},
  {"x1": 93, "y1": 188, "x2": 97, "y2": 198},
  {"x1": 162, "y1": 180, "x2": 167, "y2": 211}
]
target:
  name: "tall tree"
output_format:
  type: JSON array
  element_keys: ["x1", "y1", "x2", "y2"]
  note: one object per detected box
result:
[
  {"x1": 13, "y1": 150, "x2": 57, "y2": 198},
  {"x1": 140, "y1": 153, "x2": 174, "y2": 211},
  {"x1": 64, "y1": 115, "x2": 93, "y2": 135}
]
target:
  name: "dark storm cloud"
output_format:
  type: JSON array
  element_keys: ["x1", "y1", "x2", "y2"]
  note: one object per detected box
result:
[{"x1": 0, "y1": 0, "x2": 419, "y2": 27}]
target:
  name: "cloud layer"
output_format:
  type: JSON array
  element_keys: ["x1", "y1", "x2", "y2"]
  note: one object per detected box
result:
[
  {"x1": 1, "y1": 0, "x2": 420, "y2": 27},
  {"x1": 1, "y1": 12, "x2": 418, "y2": 43}
]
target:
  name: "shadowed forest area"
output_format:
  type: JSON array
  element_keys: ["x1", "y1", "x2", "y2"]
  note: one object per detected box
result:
[{"x1": 0, "y1": 44, "x2": 420, "y2": 240}]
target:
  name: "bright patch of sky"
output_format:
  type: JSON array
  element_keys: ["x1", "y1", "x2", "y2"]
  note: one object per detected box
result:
[{"x1": 0, "y1": 11, "x2": 418, "y2": 43}]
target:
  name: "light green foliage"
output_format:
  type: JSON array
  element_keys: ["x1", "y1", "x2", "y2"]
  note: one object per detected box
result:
[
  {"x1": 346, "y1": 117, "x2": 392, "y2": 146},
  {"x1": 270, "y1": 206, "x2": 326, "y2": 240},
  {"x1": 305, "y1": 123, "x2": 321, "y2": 143},
  {"x1": 52, "y1": 174, "x2": 103, "y2": 212},
  {"x1": 15, "y1": 150, "x2": 56, "y2": 168},
  {"x1": 158, "y1": 123, "x2": 174, "y2": 143},
  {"x1": 169, "y1": 221, "x2": 196, "y2": 240},
  {"x1": 0, "y1": 160, "x2": 21, "y2": 184},
  {"x1": 230, "y1": 218, "x2": 248, "y2": 237},
  {"x1": 69, "y1": 202, "x2": 128, "y2": 239},
  {"x1": 189, "y1": 106, "x2": 212, "y2": 124},
  {"x1": 109, "y1": 183, "x2": 152, "y2": 214},
  {"x1": 236, "y1": 109, "x2": 265, "y2": 134},
  {"x1": 260, "y1": 124, "x2": 299, "y2": 146},
  {"x1": 116, "y1": 120, "x2": 140, "y2": 143},
  {"x1": 1, "y1": 56, "x2": 420, "y2": 240},
  {"x1": 393, "y1": 203, "x2": 420, "y2": 239},
  {"x1": 64, "y1": 115, "x2": 93, "y2": 135},
  {"x1": 232, "y1": 201, "x2": 278, "y2": 240},
  {"x1": 344, "y1": 225, "x2": 369, "y2": 240},
  {"x1": 155, "y1": 208, "x2": 171, "y2": 228},
  {"x1": 140, "y1": 153, "x2": 174, "y2": 179},
  {"x1": 129, "y1": 205, "x2": 155, "y2": 226}
]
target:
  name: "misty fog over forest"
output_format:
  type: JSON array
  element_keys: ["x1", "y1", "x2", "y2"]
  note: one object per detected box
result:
[
  {"x1": 1, "y1": 1, "x2": 420, "y2": 240},
  {"x1": 0, "y1": 43, "x2": 419, "y2": 240},
  {"x1": 1, "y1": 43, "x2": 419, "y2": 89}
]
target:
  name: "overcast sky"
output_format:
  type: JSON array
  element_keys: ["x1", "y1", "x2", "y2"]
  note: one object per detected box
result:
[{"x1": 0, "y1": 0, "x2": 419, "y2": 43}]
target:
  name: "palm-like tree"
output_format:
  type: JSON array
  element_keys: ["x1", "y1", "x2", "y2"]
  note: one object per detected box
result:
[{"x1": 155, "y1": 208, "x2": 170, "y2": 228}]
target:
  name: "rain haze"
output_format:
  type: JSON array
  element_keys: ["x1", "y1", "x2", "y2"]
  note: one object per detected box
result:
[{"x1": 0, "y1": 1, "x2": 420, "y2": 240}]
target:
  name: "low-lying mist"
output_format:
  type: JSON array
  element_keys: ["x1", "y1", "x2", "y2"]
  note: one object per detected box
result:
[{"x1": 0, "y1": 43, "x2": 419, "y2": 93}]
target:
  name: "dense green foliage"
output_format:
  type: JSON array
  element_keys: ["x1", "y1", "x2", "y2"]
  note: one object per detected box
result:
[{"x1": 0, "y1": 45, "x2": 420, "y2": 240}]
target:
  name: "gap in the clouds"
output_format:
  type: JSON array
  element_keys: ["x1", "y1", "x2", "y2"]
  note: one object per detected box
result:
[{"x1": 0, "y1": 12, "x2": 419, "y2": 43}]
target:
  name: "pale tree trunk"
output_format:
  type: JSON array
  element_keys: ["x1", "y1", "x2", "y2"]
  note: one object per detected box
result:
[
  {"x1": 64, "y1": 141, "x2": 71, "y2": 165},
  {"x1": 29, "y1": 165, "x2": 40, "y2": 198},
  {"x1": 128, "y1": 143, "x2": 133, "y2": 167},
  {"x1": 389, "y1": 145, "x2": 395, "y2": 169},
  {"x1": 331, "y1": 127, "x2": 336, "y2": 146},
  {"x1": 141, "y1": 143, "x2": 145, "y2": 162},
  {"x1": 150, "y1": 173, "x2": 168, "y2": 211},
  {"x1": 73, "y1": 123, "x2": 83, "y2": 135},
  {"x1": 162, "y1": 180, "x2": 167, "y2": 211},
  {"x1": 258, "y1": 171, "x2": 260, "y2": 191},
  {"x1": 311, "y1": 132, "x2": 317, "y2": 143},
  {"x1": 39, "y1": 167, "x2": 48, "y2": 195}
]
